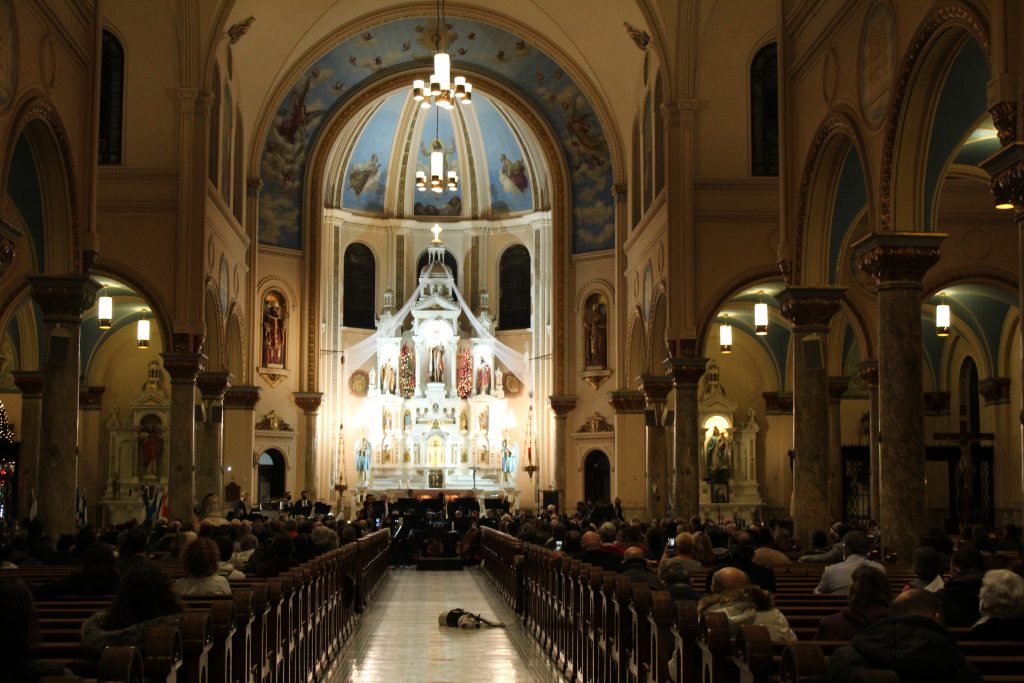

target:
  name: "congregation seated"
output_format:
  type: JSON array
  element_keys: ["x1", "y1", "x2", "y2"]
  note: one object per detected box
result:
[
  {"x1": 938, "y1": 548, "x2": 986, "y2": 627},
  {"x1": 116, "y1": 527, "x2": 149, "y2": 576},
  {"x1": 0, "y1": 576, "x2": 72, "y2": 682},
  {"x1": 255, "y1": 532, "x2": 298, "y2": 577},
  {"x1": 703, "y1": 531, "x2": 777, "y2": 593},
  {"x1": 658, "y1": 556, "x2": 702, "y2": 602},
  {"x1": 81, "y1": 562, "x2": 184, "y2": 653},
  {"x1": 671, "y1": 532, "x2": 704, "y2": 573},
  {"x1": 903, "y1": 545, "x2": 945, "y2": 592},
  {"x1": 32, "y1": 542, "x2": 119, "y2": 599},
  {"x1": 579, "y1": 531, "x2": 622, "y2": 571},
  {"x1": 966, "y1": 568, "x2": 1024, "y2": 640},
  {"x1": 800, "y1": 524, "x2": 849, "y2": 563},
  {"x1": 752, "y1": 526, "x2": 792, "y2": 566},
  {"x1": 815, "y1": 530, "x2": 885, "y2": 595},
  {"x1": 691, "y1": 530, "x2": 716, "y2": 565},
  {"x1": 618, "y1": 546, "x2": 666, "y2": 590},
  {"x1": 698, "y1": 567, "x2": 796, "y2": 641},
  {"x1": 826, "y1": 589, "x2": 982, "y2": 683},
  {"x1": 172, "y1": 537, "x2": 232, "y2": 596},
  {"x1": 814, "y1": 565, "x2": 891, "y2": 640},
  {"x1": 214, "y1": 534, "x2": 246, "y2": 580}
]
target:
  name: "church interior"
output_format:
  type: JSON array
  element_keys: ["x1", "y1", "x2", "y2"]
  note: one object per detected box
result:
[{"x1": 1, "y1": 1, "x2": 1024, "y2": 681}]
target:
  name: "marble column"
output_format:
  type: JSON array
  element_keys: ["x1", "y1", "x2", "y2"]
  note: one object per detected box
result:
[
  {"x1": 28, "y1": 275, "x2": 100, "y2": 537},
  {"x1": 776, "y1": 287, "x2": 844, "y2": 547},
  {"x1": 664, "y1": 342, "x2": 707, "y2": 520},
  {"x1": 224, "y1": 386, "x2": 261, "y2": 498},
  {"x1": 78, "y1": 386, "x2": 105, "y2": 516},
  {"x1": 855, "y1": 232, "x2": 945, "y2": 560},
  {"x1": 827, "y1": 376, "x2": 849, "y2": 523},
  {"x1": 548, "y1": 395, "x2": 577, "y2": 510},
  {"x1": 608, "y1": 390, "x2": 646, "y2": 517},
  {"x1": 857, "y1": 361, "x2": 880, "y2": 522},
  {"x1": 293, "y1": 392, "x2": 323, "y2": 499},
  {"x1": 160, "y1": 351, "x2": 206, "y2": 522},
  {"x1": 196, "y1": 372, "x2": 231, "y2": 514},
  {"x1": 12, "y1": 372, "x2": 43, "y2": 520},
  {"x1": 639, "y1": 375, "x2": 673, "y2": 521}
]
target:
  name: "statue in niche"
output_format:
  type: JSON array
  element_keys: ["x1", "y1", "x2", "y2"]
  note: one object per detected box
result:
[
  {"x1": 429, "y1": 345, "x2": 446, "y2": 383},
  {"x1": 495, "y1": 367, "x2": 503, "y2": 392},
  {"x1": 478, "y1": 407, "x2": 489, "y2": 432},
  {"x1": 380, "y1": 361, "x2": 397, "y2": 395},
  {"x1": 479, "y1": 442, "x2": 489, "y2": 465},
  {"x1": 368, "y1": 367, "x2": 376, "y2": 389},
  {"x1": 383, "y1": 410, "x2": 393, "y2": 433},
  {"x1": 583, "y1": 293, "x2": 608, "y2": 368},
  {"x1": 459, "y1": 411, "x2": 468, "y2": 432},
  {"x1": 501, "y1": 439, "x2": 518, "y2": 484},
  {"x1": 705, "y1": 426, "x2": 732, "y2": 479},
  {"x1": 138, "y1": 416, "x2": 164, "y2": 478},
  {"x1": 403, "y1": 410, "x2": 412, "y2": 431},
  {"x1": 461, "y1": 445, "x2": 469, "y2": 463},
  {"x1": 261, "y1": 290, "x2": 286, "y2": 368},
  {"x1": 476, "y1": 359, "x2": 491, "y2": 395},
  {"x1": 382, "y1": 441, "x2": 393, "y2": 464},
  {"x1": 355, "y1": 438, "x2": 372, "y2": 484}
]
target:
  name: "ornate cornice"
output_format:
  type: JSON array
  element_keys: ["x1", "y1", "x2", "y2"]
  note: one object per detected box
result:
[
  {"x1": 853, "y1": 233, "x2": 945, "y2": 285},
  {"x1": 775, "y1": 287, "x2": 845, "y2": 329},
  {"x1": 11, "y1": 371, "x2": 44, "y2": 398},
  {"x1": 608, "y1": 390, "x2": 646, "y2": 414},
  {"x1": 638, "y1": 375, "x2": 673, "y2": 403},
  {"x1": 856, "y1": 360, "x2": 879, "y2": 389},
  {"x1": 989, "y1": 102, "x2": 1016, "y2": 146},
  {"x1": 923, "y1": 391, "x2": 951, "y2": 416},
  {"x1": 160, "y1": 352, "x2": 206, "y2": 384},
  {"x1": 27, "y1": 275, "x2": 101, "y2": 320},
  {"x1": 665, "y1": 338, "x2": 699, "y2": 360},
  {"x1": 224, "y1": 385, "x2": 262, "y2": 410},
  {"x1": 79, "y1": 386, "x2": 105, "y2": 410},
  {"x1": 663, "y1": 357, "x2": 708, "y2": 387},
  {"x1": 762, "y1": 391, "x2": 793, "y2": 414},
  {"x1": 828, "y1": 376, "x2": 849, "y2": 402},
  {"x1": 293, "y1": 391, "x2": 324, "y2": 415},
  {"x1": 982, "y1": 142, "x2": 1024, "y2": 211},
  {"x1": 197, "y1": 372, "x2": 232, "y2": 400},
  {"x1": 549, "y1": 395, "x2": 578, "y2": 417},
  {"x1": 979, "y1": 377, "x2": 1011, "y2": 406}
]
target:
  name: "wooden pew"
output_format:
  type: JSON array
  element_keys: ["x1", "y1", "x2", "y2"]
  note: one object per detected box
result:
[{"x1": 39, "y1": 645, "x2": 145, "y2": 683}]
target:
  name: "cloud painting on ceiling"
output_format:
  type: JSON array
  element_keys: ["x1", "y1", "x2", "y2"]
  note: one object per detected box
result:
[
  {"x1": 413, "y1": 105, "x2": 462, "y2": 216},
  {"x1": 473, "y1": 92, "x2": 532, "y2": 214},
  {"x1": 259, "y1": 16, "x2": 613, "y2": 252},
  {"x1": 342, "y1": 91, "x2": 404, "y2": 213}
]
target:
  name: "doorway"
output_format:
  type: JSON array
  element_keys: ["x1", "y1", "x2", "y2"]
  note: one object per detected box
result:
[
  {"x1": 583, "y1": 450, "x2": 611, "y2": 503},
  {"x1": 258, "y1": 449, "x2": 286, "y2": 503}
]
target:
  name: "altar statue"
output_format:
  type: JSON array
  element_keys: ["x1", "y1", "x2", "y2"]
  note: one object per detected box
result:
[
  {"x1": 476, "y1": 359, "x2": 491, "y2": 395},
  {"x1": 429, "y1": 345, "x2": 446, "y2": 383},
  {"x1": 478, "y1": 407, "x2": 489, "y2": 432},
  {"x1": 381, "y1": 361, "x2": 397, "y2": 395},
  {"x1": 262, "y1": 290, "x2": 286, "y2": 367},
  {"x1": 139, "y1": 422, "x2": 163, "y2": 478},
  {"x1": 494, "y1": 366, "x2": 503, "y2": 392},
  {"x1": 355, "y1": 438, "x2": 372, "y2": 484},
  {"x1": 368, "y1": 367, "x2": 377, "y2": 389},
  {"x1": 583, "y1": 294, "x2": 608, "y2": 368},
  {"x1": 501, "y1": 439, "x2": 518, "y2": 484},
  {"x1": 705, "y1": 426, "x2": 720, "y2": 475}
]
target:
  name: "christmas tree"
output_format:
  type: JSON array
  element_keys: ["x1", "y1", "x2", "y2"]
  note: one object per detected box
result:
[
  {"x1": 0, "y1": 400, "x2": 14, "y2": 444},
  {"x1": 399, "y1": 343, "x2": 416, "y2": 398},
  {"x1": 456, "y1": 347, "x2": 472, "y2": 398}
]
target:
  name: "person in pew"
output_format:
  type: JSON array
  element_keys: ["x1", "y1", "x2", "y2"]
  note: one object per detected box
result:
[
  {"x1": 0, "y1": 576, "x2": 74, "y2": 682},
  {"x1": 561, "y1": 530, "x2": 582, "y2": 556},
  {"x1": 966, "y1": 569, "x2": 1024, "y2": 640},
  {"x1": 579, "y1": 531, "x2": 622, "y2": 571},
  {"x1": 619, "y1": 546, "x2": 667, "y2": 591},
  {"x1": 671, "y1": 532, "x2": 704, "y2": 573},
  {"x1": 214, "y1": 535, "x2": 245, "y2": 580},
  {"x1": 81, "y1": 563, "x2": 184, "y2": 653},
  {"x1": 703, "y1": 531, "x2": 777, "y2": 593},
  {"x1": 698, "y1": 567, "x2": 796, "y2": 641},
  {"x1": 815, "y1": 531, "x2": 885, "y2": 595},
  {"x1": 903, "y1": 546, "x2": 945, "y2": 593},
  {"x1": 255, "y1": 533, "x2": 299, "y2": 578},
  {"x1": 752, "y1": 527, "x2": 792, "y2": 567},
  {"x1": 692, "y1": 530, "x2": 716, "y2": 565},
  {"x1": 116, "y1": 527, "x2": 149, "y2": 577},
  {"x1": 231, "y1": 533, "x2": 259, "y2": 568},
  {"x1": 826, "y1": 589, "x2": 982, "y2": 683},
  {"x1": 938, "y1": 548, "x2": 987, "y2": 627},
  {"x1": 33, "y1": 542, "x2": 120, "y2": 599},
  {"x1": 173, "y1": 537, "x2": 232, "y2": 596},
  {"x1": 659, "y1": 557, "x2": 703, "y2": 602},
  {"x1": 814, "y1": 565, "x2": 892, "y2": 641},
  {"x1": 800, "y1": 524, "x2": 850, "y2": 563}
]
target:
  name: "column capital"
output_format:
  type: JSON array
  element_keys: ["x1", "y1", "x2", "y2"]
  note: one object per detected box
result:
[
  {"x1": 853, "y1": 232, "x2": 946, "y2": 285},
  {"x1": 979, "y1": 376, "x2": 1011, "y2": 405},
  {"x1": 549, "y1": 395, "x2": 578, "y2": 417},
  {"x1": 197, "y1": 371, "x2": 232, "y2": 400},
  {"x1": 608, "y1": 390, "x2": 646, "y2": 414},
  {"x1": 828, "y1": 376, "x2": 849, "y2": 402},
  {"x1": 776, "y1": 286, "x2": 845, "y2": 329},
  {"x1": 989, "y1": 101, "x2": 1017, "y2": 146},
  {"x1": 981, "y1": 140, "x2": 1024, "y2": 211},
  {"x1": 663, "y1": 357, "x2": 708, "y2": 387},
  {"x1": 856, "y1": 360, "x2": 879, "y2": 388},
  {"x1": 27, "y1": 275, "x2": 101, "y2": 320},
  {"x1": 665, "y1": 338, "x2": 701, "y2": 360},
  {"x1": 160, "y1": 352, "x2": 206, "y2": 383},
  {"x1": 923, "y1": 391, "x2": 951, "y2": 416},
  {"x1": 762, "y1": 391, "x2": 793, "y2": 414},
  {"x1": 224, "y1": 385, "x2": 261, "y2": 410},
  {"x1": 638, "y1": 375, "x2": 673, "y2": 404},
  {"x1": 293, "y1": 391, "x2": 324, "y2": 415},
  {"x1": 11, "y1": 371, "x2": 44, "y2": 398},
  {"x1": 79, "y1": 385, "x2": 105, "y2": 410}
]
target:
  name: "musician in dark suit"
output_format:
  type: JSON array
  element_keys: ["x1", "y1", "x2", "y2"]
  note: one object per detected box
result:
[
  {"x1": 293, "y1": 490, "x2": 314, "y2": 517},
  {"x1": 495, "y1": 491, "x2": 511, "y2": 515}
]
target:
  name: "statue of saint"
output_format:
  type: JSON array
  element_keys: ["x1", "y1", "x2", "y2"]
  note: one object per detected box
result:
[
  {"x1": 262, "y1": 291, "x2": 286, "y2": 367},
  {"x1": 381, "y1": 361, "x2": 397, "y2": 395},
  {"x1": 383, "y1": 410, "x2": 393, "y2": 432},
  {"x1": 583, "y1": 295, "x2": 608, "y2": 368},
  {"x1": 705, "y1": 426, "x2": 720, "y2": 474},
  {"x1": 459, "y1": 411, "x2": 468, "y2": 432},
  {"x1": 429, "y1": 345, "x2": 446, "y2": 383},
  {"x1": 501, "y1": 439, "x2": 518, "y2": 484},
  {"x1": 139, "y1": 422, "x2": 163, "y2": 478},
  {"x1": 355, "y1": 438, "x2": 372, "y2": 483},
  {"x1": 494, "y1": 367, "x2": 503, "y2": 392},
  {"x1": 368, "y1": 367, "x2": 376, "y2": 389},
  {"x1": 478, "y1": 407, "x2": 489, "y2": 432},
  {"x1": 403, "y1": 410, "x2": 412, "y2": 431},
  {"x1": 476, "y1": 359, "x2": 491, "y2": 395}
]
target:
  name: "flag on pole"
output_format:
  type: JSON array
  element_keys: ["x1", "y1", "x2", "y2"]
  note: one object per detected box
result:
[
  {"x1": 76, "y1": 487, "x2": 87, "y2": 528},
  {"x1": 28, "y1": 487, "x2": 37, "y2": 520}
]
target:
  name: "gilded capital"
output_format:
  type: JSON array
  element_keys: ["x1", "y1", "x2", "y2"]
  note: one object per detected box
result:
[
  {"x1": 775, "y1": 287, "x2": 845, "y2": 329},
  {"x1": 224, "y1": 385, "x2": 262, "y2": 410},
  {"x1": 979, "y1": 376, "x2": 1011, "y2": 406},
  {"x1": 608, "y1": 390, "x2": 646, "y2": 414},
  {"x1": 762, "y1": 391, "x2": 793, "y2": 414},
  {"x1": 160, "y1": 352, "x2": 206, "y2": 383},
  {"x1": 828, "y1": 376, "x2": 849, "y2": 402},
  {"x1": 549, "y1": 395, "x2": 578, "y2": 417},
  {"x1": 79, "y1": 386, "x2": 105, "y2": 410},
  {"x1": 197, "y1": 372, "x2": 232, "y2": 400},
  {"x1": 856, "y1": 360, "x2": 879, "y2": 388},
  {"x1": 27, "y1": 275, "x2": 102, "y2": 320},
  {"x1": 293, "y1": 391, "x2": 324, "y2": 415},
  {"x1": 989, "y1": 101, "x2": 1017, "y2": 146},
  {"x1": 853, "y1": 233, "x2": 945, "y2": 285},
  {"x1": 638, "y1": 375, "x2": 673, "y2": 404},
  {"x1": 663, "y1": 357, "x2": 708, "y2": 387},
  {"x1": 983, "y1": 142, "x2": 1024, "y2": 213},
  {"x1": 11, "y1": 371, "x2": 44, "y2": 398}
]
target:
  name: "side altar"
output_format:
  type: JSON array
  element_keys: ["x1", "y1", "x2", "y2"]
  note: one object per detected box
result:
[{"x1": 699, "y1": 360, "x2": 764, "y2": 523}]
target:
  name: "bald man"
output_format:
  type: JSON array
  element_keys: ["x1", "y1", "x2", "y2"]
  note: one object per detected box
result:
[
  {"x1": 618, "y1": 546, "x2": 666, "y2": 591},
  {"x1": 579, "y1": 530, "x2": 622, "y2": 572},
  {"x1": 710, "y1": 566, "x2": 750, "y2": 593}
]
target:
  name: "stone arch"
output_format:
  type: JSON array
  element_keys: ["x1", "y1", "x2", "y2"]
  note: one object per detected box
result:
[
  {"x1": 696, "y1": 269, "x2": 783, "y2": 352},
  {"x1": 880, "y1": 3, "x2": 990, "y2": 232},
  {"x1": 204, "y1": 280, "x2": 225, "y2": 371},
  {"x1": 225, "y1": 303, "x2": 246, "y2": 381},
  {"x1": 625, "y1": 306, "x2": 647, "y2": 388},
  {"x1": 647, "y1": 283, "x2": 667, "y2": 370}
]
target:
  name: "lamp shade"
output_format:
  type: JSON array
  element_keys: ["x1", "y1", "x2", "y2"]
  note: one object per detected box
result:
[
  {"x1": 433, "y1": 51, "x2": 451, "y2": 91},
  {"x1": 936, "y1": 302, "x2": 951, "y2": 337},
  {"x1": 719, "y1": 322, "x2": 733, "y2": 354},
  {"x1": 98, "y1": 295, "x2": 113, "y2": 329},
  {"x1": 137, "y1": 318, "x2": 151, "y2": 349},
  {"x1": 754, "y1": 302, "x2": 768, "y2": 335}
]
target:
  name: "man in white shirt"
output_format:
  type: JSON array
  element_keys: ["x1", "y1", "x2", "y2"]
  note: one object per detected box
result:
[{"x1": 815, "y1": 530, "x2": 886, "y2": 595}]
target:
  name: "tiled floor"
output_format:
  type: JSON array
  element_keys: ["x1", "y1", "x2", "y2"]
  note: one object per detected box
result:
[{"x1": 326, "y1": 566, "x2": 561, "y2": 682}]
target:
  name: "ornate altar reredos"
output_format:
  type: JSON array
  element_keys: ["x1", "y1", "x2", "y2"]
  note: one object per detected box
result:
[
  {"x1": 99, "y1": 360, "x2": 171, "y2": 524},
  {"x1": 698, "y1": 360, "x2": 764, "y2": 523},
  {"x1": 353, "y1": 239, "x2": 519, "y2": 493}
]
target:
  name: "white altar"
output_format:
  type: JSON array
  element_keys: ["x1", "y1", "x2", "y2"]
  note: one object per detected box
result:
[{"x1": 699, "y1": 360, "x2": 765, "y2": 523}]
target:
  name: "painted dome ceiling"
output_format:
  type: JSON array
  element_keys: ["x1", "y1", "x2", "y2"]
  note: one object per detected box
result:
[{"x1": 324, "y1": 88, "x2": 547, "y2": 219}]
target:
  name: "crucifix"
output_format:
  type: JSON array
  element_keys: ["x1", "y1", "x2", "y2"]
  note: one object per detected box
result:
[
  {"x1": 468, "y1": 465, "x2": 478, "y2": 490},
  {"x1": 933, "y1": 407, "x2": 993, "y2": 526}
]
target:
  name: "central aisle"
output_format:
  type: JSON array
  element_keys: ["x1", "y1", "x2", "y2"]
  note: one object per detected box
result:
[{"x1": 326, "y1": 567, "x2": 561, "y2": 682}]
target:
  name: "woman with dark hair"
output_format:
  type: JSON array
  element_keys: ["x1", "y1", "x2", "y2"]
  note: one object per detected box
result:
[
  {"x1": 173, "y1": 538, "x2": 231, "y2": 596},
  {"x1": 0, "y1": 576, "x2": 72, "y2": 681},
  {"x1": 904, "y1": 546, "x2": 945, "y2": 592},
  {"x1": 80, "y1": 563, "x2": 183, "y2": 652},
  {"x1": 814, "y1": 565, "x2": 891, "y2": 640},
  {"x1": 33, "y1": 542, "x2": 119, "y2": 599}
]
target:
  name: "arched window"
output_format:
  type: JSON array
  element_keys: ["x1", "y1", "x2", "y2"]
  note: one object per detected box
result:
[
  {"x1": 221, "y1": 83, "x2": 233, "y2": 202},
  {"x1": 498, "y1": 245, "x2": 531, "y2": 330},
  {"x1": 98, "y1": 30, "x2": 125, "y2": 165},
  {"x1": 751, "y1": 43, "x2": 779, "y2": 177},
  {"x1": 208, "y1": 63, "x2": 221, "y2": 182},
  {"x1": 343, "y1": 243, "x2": 376, "y2": 329},
  {"x1": 416, "y1": 248, "x2": 458, "y2": 285},
  {"x1": 232, "y1": 112, "x2": 244, "y2": 221}
]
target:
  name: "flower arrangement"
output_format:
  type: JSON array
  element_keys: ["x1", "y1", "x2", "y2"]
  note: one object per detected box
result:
[
  {"x1": 456, "y1": 347, "x2": 472, "y2": 398},
  {"x1": 399, "y1": 343, "x2": 416, "y2": 397}
]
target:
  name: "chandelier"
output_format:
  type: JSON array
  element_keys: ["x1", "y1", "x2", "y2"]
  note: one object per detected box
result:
[
  {"x1": 415, "y1": 108, "x2": 458, "y2": 194},
  {"x1": 412, "y1": 0, "x2": 472, "y2": 110}
]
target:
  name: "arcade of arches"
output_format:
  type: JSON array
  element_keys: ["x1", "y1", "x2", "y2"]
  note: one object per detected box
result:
[{"x1": 0, "y1": 0, "x2": 1023, "y2": 565}]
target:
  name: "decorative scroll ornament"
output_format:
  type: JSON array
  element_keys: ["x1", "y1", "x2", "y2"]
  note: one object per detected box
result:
[
  {"x1": 256, "y1": 410, "x2": 292, "y2": 431},
  {"x1": 623, "y1": 22, "x2": 650, "y2": 50},
  {"x1": 226, "y1": 16, "x2": 255, "y2": 44},
  {"x1": 577, "y1": 412, "x2": 613, "y2": 433}
]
